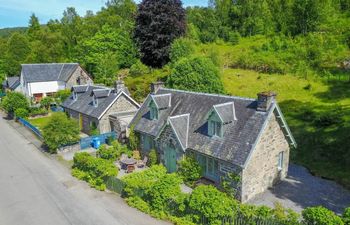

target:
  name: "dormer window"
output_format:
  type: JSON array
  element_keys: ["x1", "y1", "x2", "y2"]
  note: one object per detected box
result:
[
  {"x1": 73, "y1": 92, "x2": 77, "y2": 100},
  {"x1": 150, "y1": 105, "x2": 158, "y2": 120},
  {"x1": 93, "y1": 95, "x2": 98, "y2": 107},
  {"x1": 209, "y1": 120, "x2": 223, "y2": 137}
]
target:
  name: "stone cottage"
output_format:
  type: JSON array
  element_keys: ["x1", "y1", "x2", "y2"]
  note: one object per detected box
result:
[
  {"x1": 62, "y1": 81, "x2": 140, "y2": 138},
  {"x1": 130, "y1": 82, "x2": 297, "y2": 202}
]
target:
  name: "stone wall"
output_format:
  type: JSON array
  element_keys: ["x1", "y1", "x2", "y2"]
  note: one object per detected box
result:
[
  {"x1": 66, "y1": 66, "x2": 93, "y2": 89},
  {"x1": 98, "y1": 94, "x2": 139, "y2": 134},
  {"x1": 241, "y1": 112, "x2": 290, "y2": 202},
  {"x1": 156, "y1": 124, "x2": 185, "y2": 165}
]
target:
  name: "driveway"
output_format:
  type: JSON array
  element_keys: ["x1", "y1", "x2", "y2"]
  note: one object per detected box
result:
[
  {"x1": 0, "y1": 114, "x2": 170, "y2": 225},
  {"x1": 248, "y1": 164, "x2": 350, "y2": 214}
]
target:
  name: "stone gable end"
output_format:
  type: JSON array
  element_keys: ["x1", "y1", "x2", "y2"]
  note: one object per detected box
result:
[
  {"x1": 241, "y1": 112, "x2": 290, "y2": 202},
  {"x1": 66, "y1": 66, "x2": 92, "y2": 89},
  {"x1": 98, "y1": 94, "x2": 139, "y2": 133}
]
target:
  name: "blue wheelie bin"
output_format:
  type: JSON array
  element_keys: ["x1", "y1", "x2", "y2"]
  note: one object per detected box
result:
[{"x1": 92, "y1": 137, "x2": 101, "y2": 149}]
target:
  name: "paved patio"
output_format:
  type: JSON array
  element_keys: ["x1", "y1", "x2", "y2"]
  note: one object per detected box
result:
[{"x1": 248, "y1": 164, "x2": 350, "y2": 214}]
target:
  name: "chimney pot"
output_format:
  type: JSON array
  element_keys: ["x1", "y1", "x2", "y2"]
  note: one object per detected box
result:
[
  {"x1": 151, "y1": 81, "x2": 165, "y2": 94},
  {"x1": 257, "y1": 91, "x2": 276, "y2": 112}
]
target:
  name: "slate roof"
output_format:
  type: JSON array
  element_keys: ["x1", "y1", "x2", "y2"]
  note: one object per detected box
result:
[
  {"x1": 62, "y1": 85, "x2": 137, "y2": 119},
  {"x1": 151, "y1": 94, "x2": 171, "y2": 109},
  {"x1": 131, "y1": 88, "x2": 289, "y2": 167},
  {"x1": 2, "y1": 76, "x2": 20, "y2": 90},
  {"x1": 167, "y1": 114, "x2": 190, "y2": 150},
  {"x1": 213, "y1": 102, "x2": 236, "y2": 123},
  {"x1": 21, "y1": 63, "x2": 79, "y2": 83}
]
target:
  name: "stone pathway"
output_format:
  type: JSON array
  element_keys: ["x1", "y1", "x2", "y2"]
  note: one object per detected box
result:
[{"x1": 248, "y1": 164, "x2": 350, "y2": 214}]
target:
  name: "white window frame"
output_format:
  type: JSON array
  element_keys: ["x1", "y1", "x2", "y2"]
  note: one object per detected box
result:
[{"x1": 278, "y1": 151, "x2": 284, "y2": 171}]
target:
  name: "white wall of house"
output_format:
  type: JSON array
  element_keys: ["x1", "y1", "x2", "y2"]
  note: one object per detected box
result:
[{"x1": 26, "y1": 81, "x2": 66, "y2": 97}]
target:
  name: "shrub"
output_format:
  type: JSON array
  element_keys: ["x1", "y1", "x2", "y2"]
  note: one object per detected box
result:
[
  {"x1": 343, "y1": 207, "x2": 350, "y2": 225},
  {"x1": 302, "y1": 206, "x2": 344, "y2": 225},
  {"x1": 177, "y1": 156, "x2": 202, "y2": 184},
  {"x1": 167, "y1": 56, "x2": 225, "y2": 94},
  {"x1": 29, "y1": 107, "x2": 48, "y2": 117},
  {"x1": 188, "y1": 185, "x2": 237, "y2": 225},
  {"x1": 112, "y1": 140, "x2": 132, "y2": 158},
  {"x1": 229, "y1": 31, "x2": 240, "y2": 45},
  {"x1": 128, "y1": 125, "x2": 139, "y2": 151},
  {"x1": 15, "y1": 108, "x2": 29, "y2": 119},
  {"x1": 170, "y1": 38, "x2": 195, "y2": 63},
  {"x1": 129, "y1": 60, "x2": 149, "y2": 76},
  {"x1": 42, "y1": 112, "x2": 80, "y2": 153},
  {"x1": 40, "y1": 97, "x2": 53, "y2": 109},
  {"x1": 147, "y1": 173, "x2": 182, "y2": 211},
  {"x1": 1, "y1": 92, "x2": 29, "y2": 114},
  {"x1": 72, "y1": 152, "x2": 118, "y2": 190},
  {"x1": 97, "y1": 144, "x2": 118, "y2": 161},
  {"x1": 54, "y1": 89, "x2": 71, "y2": 103},
  {"x1": 148, "y1": 149, "x2": 158, "y2": 166}
]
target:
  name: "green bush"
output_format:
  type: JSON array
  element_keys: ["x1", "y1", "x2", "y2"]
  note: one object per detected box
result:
[
  {"x1": 1, "y1": 92, "x2": 29, "y2": 114},
  {"x1": 302, "y1": 206, "x2": 344, "y2": 225},
  {"x1": 42, "y1": 112, "x2": 80, "y2": 153},
  {"x1": 54, "y1": 89, "x2": 71, "y2": 103},
  {"x1": 97, "y1": 144, "x2": 118, "y2": 161},
  {"x1": 29, "y1": 107, "x2": 48, "y2": 117},
  {"x1": 188, "y1": 185, "x2": 237, "y2": 225},
  {"x1": 72, "y1": 152, "x2": 118, "y2": 190},
  {"x1": 167, "y1": 56, "x2": 225, "y2": 94},
  {"x1": 229, "y1": 31, "x2": 240, "y2": 45},
  {"x1": 148, "y1": 149, "x2": 158, "y2": 166},
  {"x1": 129, "y1": 60, "x2": 149, "y2": 76},
  {"x1": 40, "y1": 97, "x2": 53, "y2": 109},
  {"x1": 128, "y1": 125, "x2": 139, "y2": 151},
  {"x1": 170, "y1": 38, "x2": 195, "y2": 63},
  {"x1": 177, "y1": 156, "x2": 202, "y2": 184},
  {"x1": 15, "y1": 108, "x2": 29, "y2": 119},
  {"x1": 343, "y1": 207, "x2": 350, "y2": 225},
  {"x1": 112, "y1": 140, "x2": 132, "y2": 158}
]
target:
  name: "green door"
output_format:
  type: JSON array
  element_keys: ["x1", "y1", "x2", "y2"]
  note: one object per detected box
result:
[{"x1": 165, "y1": 144, "x2": 177, "y2": 173}]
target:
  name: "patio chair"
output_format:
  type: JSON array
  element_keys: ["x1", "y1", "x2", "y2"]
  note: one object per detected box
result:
[
  {"x1": 137, "y1": 156, "x2": 148, "y2": 168},
  {"x1": 126, "y1": 165, "x2": 135, "y2": 173}
]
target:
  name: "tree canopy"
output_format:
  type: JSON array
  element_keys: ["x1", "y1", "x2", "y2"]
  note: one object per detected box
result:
[{"x1": 134, "y1": 0, "x2": 186, "y2": 67}]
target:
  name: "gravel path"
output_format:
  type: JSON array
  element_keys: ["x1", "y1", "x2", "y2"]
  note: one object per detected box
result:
[{"x1": 248, "y1": 164, "x2": 350, "y2": 214}]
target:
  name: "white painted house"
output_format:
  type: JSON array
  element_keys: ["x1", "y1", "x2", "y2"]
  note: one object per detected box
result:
[{"x1": 20, "y1": 63, "x2": 93, "y2": 102}]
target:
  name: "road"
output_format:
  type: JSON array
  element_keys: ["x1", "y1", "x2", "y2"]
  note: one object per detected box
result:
[{"x1": 0, "y1": 114, "x2": 169, "y2": 225}]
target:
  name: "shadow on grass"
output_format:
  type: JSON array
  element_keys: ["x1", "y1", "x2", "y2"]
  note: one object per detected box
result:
[
  {"x1": 314, "y1": 79, "x2": 350, "y2": 102},
  {"x1": 279, "y1": 100, "x2": 350, "y2": 189}
]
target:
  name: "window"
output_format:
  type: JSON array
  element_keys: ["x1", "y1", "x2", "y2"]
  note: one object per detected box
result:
[
  {"x1": 93, "y1": 96, "x2": 98, "y2": 107},
  {"x1": 278, "y1": 152, "x2": 284, "y2": 170},
  {"x1": 150, "y1": 106, "x2": 158, "y2": 120},
  {"x1": 73, "y1": 92, "x2": 77, "y2": 100},
  {"x1": 209, "y1": 120, "x2": 222, "y2": 137}
]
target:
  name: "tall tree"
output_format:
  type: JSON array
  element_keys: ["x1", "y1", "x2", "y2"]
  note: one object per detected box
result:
[
  {"x1": 134, "y1": 0, "x2": 186, "y2": 68},
  {"x1": 61, "y1": 7, "x2": 81, "y2": 59},
  {"x1": 27, "y1": 13, "x2": 41, "y2": 40},
  {"x1": 5, "y1": 33, "x2": 30, "y2": 75},
  {"x1": 292, "y1": 0, "x2": 321, "y2": 35}
]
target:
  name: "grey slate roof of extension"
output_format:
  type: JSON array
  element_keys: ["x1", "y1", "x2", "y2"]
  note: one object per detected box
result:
[
  {"x1": 2, "y1": 76, "x2": 20, "y2": 90},
  {"x1": 131, "y1": 88, "x2": 295, "y2": 168},
  {"x1": 21, "y1": 63, "x2": 79, "y2": 83},
  {"x1": 62, "y1": 85, "x2": 138, "y2": 119},
  {"x1": 92, "y1": 89, "x2": 112, "y2": 98}
]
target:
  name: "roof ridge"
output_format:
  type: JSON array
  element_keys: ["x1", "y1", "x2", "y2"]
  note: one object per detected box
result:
[
  {"x1": 159, "y1": 88, "x2": 256, "y2": 101},
  {"x1": 21, "y1": 63, "x2": 79, "y2": 66}
]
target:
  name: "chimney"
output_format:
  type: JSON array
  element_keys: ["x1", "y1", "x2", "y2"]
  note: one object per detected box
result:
[
  {"x1": 151, "y1": 81, "x2": 165, "y2": 94},
  {"x1": 115, "y1": 79, "x2": 125, "y2": 93},
  {"x1": 257, "y1": 91, "x2": 276, "y2": 112}
]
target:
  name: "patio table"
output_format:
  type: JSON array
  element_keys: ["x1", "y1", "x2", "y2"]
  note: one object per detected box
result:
[{"x1": 120, "y1": 158, "x2": 137, "y2": 170}]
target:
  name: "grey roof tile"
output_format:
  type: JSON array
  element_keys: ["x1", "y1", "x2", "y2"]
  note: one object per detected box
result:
[
  {"x1": 214, "y1": 102, "x2": 236, "y2": 123},
  {"x1": 132, "y1": 88, "x2": 270, "y2": 167},
  {"x1": 168, "y1": 114, "x2": 190, "y2": 150},
  {"x1": 151, "y1": 94, "x2": 171, "y2": 109},
  {"x1": 3, "y1": 76, "x2": 20, "y2": 90},
  {"x1": 22, "y1": 63, "x2": 79, "y2": 83}
]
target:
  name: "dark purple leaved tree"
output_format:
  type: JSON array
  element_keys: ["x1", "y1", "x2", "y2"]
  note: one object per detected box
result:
[{"x1": 134, "y1": 0, "x2": 186, "y2": 68}]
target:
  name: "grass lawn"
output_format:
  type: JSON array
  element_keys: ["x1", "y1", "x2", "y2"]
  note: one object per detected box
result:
[
  {"x1": 29, "y1": 114, "x2": 53, "y2": 131},
  {"x1": 221, "y1": 68, "x2": 350, "y2": 188}
]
